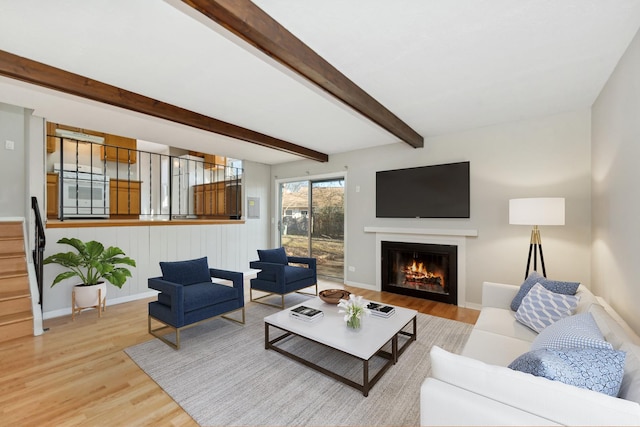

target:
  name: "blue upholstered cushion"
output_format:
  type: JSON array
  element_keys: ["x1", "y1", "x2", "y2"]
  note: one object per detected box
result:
[
  {"x1": 510, "y1": 272, "x2": 580, "y2": 311},
  {"x1": 256, "y1": 265, "x2": 314, "y2": 283},
  {"x1": 508, "y1": 348, "x2": 626, "y2": 397},
  {"x1": 258, "y1": 247, "x2": 289, "y2": 265},
  {"x1": 160, "y1": 257, "x2": 210, "y2": 286},
  {"x1": 183, "y1": 283, "x2": 238, "y2": 312},
  {"x1": 531, "y1": 312, "x2": 613, "y2": 351},
  {"x1": 515, "y1": 283, "x2": 579, "y2": 333}
]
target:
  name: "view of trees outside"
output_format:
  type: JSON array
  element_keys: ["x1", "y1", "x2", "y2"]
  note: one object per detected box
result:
[{"x1": 280, "y1": 179, "x2": 344, "y2": 279}]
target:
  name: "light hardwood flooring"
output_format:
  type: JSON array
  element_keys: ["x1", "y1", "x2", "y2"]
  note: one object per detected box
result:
[{"x1": 0, "y1": 280, "x2": 478, "y2": 426}]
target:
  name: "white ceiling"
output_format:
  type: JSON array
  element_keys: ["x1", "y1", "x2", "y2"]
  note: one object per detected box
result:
[{"x1": 1, "y1": 0, "x2": 640, "y2": 164}]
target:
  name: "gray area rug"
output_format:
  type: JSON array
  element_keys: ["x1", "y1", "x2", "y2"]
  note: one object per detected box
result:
[{"x1": 126, "y1": 296, "x2": 472, "y2": 426}]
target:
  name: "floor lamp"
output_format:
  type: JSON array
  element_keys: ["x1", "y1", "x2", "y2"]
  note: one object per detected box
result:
[{"x1": 509, "y1": 198, "x2": 565, "y2": 280}]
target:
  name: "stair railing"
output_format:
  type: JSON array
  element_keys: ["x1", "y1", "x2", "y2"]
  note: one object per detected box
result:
[{"x1": 31, "y1": 196, "x2": 46, "y2": 309}]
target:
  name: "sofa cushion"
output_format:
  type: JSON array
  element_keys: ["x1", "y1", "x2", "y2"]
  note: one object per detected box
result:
[
  {"x1": 473, "y1": 307, "x2": 539, "y2": 343},
  {"x1": 462, "y1": 329, "x2": 534, "y2": 366},
  {"x1": 256, "y1": 265, "x2": 314, "y2": 284},
  {"x1": 589, "y1": 303, "x2": 640, "y2": 348},
  {"x1": 515, "y1": 283, "x2": 579, "y2": 333},
  {"x1": 160, "y1": 257, "x2": 210, "y2": 286},
  {"x1": 619, "y1": 341, "x2": 640, "y2": 404},
  {"x1": 531, "y1": 312, "x2": 613, "y2": 351},
  {"x1": 183, "y1": 283, "x2": 238, "y2": 312},
  {"x1": 430, "y1": 346, "x2": 640, "y2": 426},
  {"x1": 508, "y1": 348, "x2": 626, "y2": 397},
  {"x1": 511, "y1": 272, "x2": 580, "y2": 311},
  {"x1": 258, "y1": 247, "x2": 289, "y2": 265}
]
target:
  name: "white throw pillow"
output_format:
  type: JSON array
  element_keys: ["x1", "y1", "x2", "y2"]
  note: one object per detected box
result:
[{"x1": 515, "y1": 283, "x2": 579, "y2": 333}]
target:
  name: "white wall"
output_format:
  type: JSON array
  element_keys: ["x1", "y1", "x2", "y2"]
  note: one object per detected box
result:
[
  {"x1": 0, "y1": 103, "x2": 28, "y2": 218},
  {"x1": 272, "y1": 110, "x2": 592, "y2": 307},
  {"x1": 592, "y1": 27, "x2": 640, "y2": 332}
]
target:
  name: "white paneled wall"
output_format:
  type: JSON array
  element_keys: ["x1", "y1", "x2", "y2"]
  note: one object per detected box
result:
[{"x1": 43, "y1": 222, "x2": 256, "y2": 318}]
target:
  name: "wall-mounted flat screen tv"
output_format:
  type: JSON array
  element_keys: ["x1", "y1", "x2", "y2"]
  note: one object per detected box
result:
[{"x1": 376, "y1": 161, "x2": 470, "y2": 218}]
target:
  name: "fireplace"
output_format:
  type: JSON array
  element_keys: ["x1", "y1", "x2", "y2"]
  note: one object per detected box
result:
[{"x1": 381, "y1": 241, "x2": 458, "y2": 305}]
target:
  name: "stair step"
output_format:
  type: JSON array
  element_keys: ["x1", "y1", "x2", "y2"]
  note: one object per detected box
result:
[
  {"x1": 0, "y1": 293, "x2": 31, "y2": 316},
  {"x1": 0, "y1": 274, "x2": 30, "y2": 293},
  {"x1": 0, "y1": 314, "x2": 33, "y2": 343},
  {"x1": 0, "y1": 222, "x2": 22, "y2": 239},
  {"x1": 0, "y1": 311, "x2": 33, "y2": 327},
  {"x1": 0, "y1": 255, "x2": 27, "y2": 276},
  {"x1": 0, "y1": 237, "x2": 25, "y2": 257},
  {"x1": 0, "y1": 290, "x2": 31, "y2": 301}
]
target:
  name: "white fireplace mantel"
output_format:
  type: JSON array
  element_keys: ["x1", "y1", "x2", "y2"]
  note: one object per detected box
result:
[
  {"x1": 364, "y1": 227, "x2": 478, "y2": 307},
  {"x1": 364, "y1": 227, "x2": 478, "y2": 237}
]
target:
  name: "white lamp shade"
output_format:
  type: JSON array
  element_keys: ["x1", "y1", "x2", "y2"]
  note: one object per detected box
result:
[{"x1": 509, "y1": 198, "x2": 565, "y2": 226}]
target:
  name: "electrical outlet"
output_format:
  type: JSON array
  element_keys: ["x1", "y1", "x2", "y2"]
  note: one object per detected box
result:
[
  {"x1": 348, "y1": 266, "x2": 356, "y2": 272},
  {"x1": 5, "y1": 140, "x2": 15, "y2": 150}
]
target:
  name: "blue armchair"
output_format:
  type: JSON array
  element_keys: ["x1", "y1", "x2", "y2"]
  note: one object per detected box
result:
[
  {"x1": 249, "y1": 247, "x2": 317, "y2": 308},
  {"x1": 148, "y1": 256, "x2": 244, "y2": 349}
]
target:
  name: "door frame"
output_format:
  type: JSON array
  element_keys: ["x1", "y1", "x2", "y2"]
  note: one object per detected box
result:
[{"x1": 274, "y1": 171, "x2": 347, "y2": 280}]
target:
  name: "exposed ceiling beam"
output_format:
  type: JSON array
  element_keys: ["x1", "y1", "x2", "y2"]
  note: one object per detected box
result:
[
  {"x1": 0, "y1": 49, "x2": 329, "y2": 162},
  {"x1": 181, "y1": 0, "x2": 424, "y2": 149}
]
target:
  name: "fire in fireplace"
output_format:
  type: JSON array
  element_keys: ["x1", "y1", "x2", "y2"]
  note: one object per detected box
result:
[{"x1": 381, "y1": 241, "x2": 457, "y2": 305}]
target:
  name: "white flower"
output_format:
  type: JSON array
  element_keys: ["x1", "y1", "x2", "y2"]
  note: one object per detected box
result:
[{"x1": 337, "y1": 294, "x2": 371, "y2": 321}]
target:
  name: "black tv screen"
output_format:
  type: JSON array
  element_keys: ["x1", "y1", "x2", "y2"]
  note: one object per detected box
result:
[{"x1": 376, "y1": 161, "x2": 470, "y2": 218}]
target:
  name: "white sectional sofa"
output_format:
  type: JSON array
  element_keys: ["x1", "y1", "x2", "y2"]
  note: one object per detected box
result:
[{"x1": 420, "y1": 281, "x2": 640, "y2": 426}]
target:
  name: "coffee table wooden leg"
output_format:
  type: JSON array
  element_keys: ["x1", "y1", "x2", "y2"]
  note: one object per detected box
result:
[
  {"x1": 264, "y1": 322, "x2": 269, "y2": 349},
  {"x1": 392, "y1": 334, "x2": 398, "y2": 364},
  {"x1": 363, "y1": 359, "x2": 369, "y2": 397}
]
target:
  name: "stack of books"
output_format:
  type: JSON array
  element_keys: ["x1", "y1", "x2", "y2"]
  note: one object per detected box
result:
[
  {"x1": 290, "y1": 306, "x2": 324, "y2": 322},
  {"x1": 367, "y1": 302, "x2": 396, "y2": 318}
]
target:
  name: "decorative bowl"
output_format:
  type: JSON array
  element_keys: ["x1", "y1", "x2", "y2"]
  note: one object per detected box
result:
[{"x1": 318, "y1": 289, "x2": 351, "y2": 304}]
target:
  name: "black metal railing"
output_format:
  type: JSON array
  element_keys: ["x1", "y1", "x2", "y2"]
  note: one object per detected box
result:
[
  {"x1": 49, "y1": 136, "x2": 243, "y2": 221},
  {"x1": 31, "y1": 196, "x2": 46, "y2": 309}
]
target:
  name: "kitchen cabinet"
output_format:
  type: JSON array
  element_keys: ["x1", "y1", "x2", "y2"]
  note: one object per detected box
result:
[
  {"x1": 109, "y1": 179, "x2": 141, "y2": 218},
  {"x1": 194, "y1": 182, "x2": 225, "y2": 216},
  {"x1": 46, "y1": 173, "x2": 59, "y2": 219},
  {"x1": 102, "y1": 134, "x2": 137, "y2": 164},
  {"x1": 203, "y1": 154, "x2": 226, "y2": 170},
  {"x1": 193, "y1": 181, "x2": 241, "y2": 218},
  {"x1": 46, "y1": 122, "x2": 106, "y2": 153}
]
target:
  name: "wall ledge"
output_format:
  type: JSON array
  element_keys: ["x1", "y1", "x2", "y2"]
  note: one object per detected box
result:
[{"x1": 364, "y1": 227, "x2": 477, "y2": 237}]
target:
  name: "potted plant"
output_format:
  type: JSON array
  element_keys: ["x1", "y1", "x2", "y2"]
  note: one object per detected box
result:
[{"x1": 44, "y1": 238, "x2": 136, "y2": 316}]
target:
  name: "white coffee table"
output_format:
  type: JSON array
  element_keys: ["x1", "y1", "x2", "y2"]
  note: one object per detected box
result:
[{"x1": 264, "y1": 297, "x2": 417, "y2": 396}]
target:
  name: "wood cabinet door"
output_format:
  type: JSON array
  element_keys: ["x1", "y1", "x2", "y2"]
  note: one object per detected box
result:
[
  {"x1": 46, "y1": 173, "x2": 58, "y2": 219},
  {"x1": 102, "y1": 135, "x2": 137, "y2": 164},
  {"x1": 110, "y1": 180, "x2": 141, "y2": 217}
]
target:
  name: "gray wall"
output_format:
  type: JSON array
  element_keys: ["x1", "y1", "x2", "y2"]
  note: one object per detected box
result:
[
  {"x1": 272, "y1": 110, "x2": 592, "y2": 307},
  {"x1": 0, "y1": 103, "x2": 28, "y2": 218},
  {"x1": 592, "y1": 26, "x2": 640, "y2": 332}
]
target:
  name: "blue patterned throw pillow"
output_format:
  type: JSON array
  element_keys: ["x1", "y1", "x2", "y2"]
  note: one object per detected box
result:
[
  {"x1": 508, "y1": 348, "x2": 626, "y2": 397},
  {"x1": 510, "y1": 272, "x2": 580, "y2": 311},
  {"x1": 531, "y1": 312, "x2": 613, "y2": 351},
  {"x1": 515, "y1": 283, "x2": 579, "y2": 333}
]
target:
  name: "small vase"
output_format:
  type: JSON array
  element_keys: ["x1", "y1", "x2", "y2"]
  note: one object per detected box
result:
[{"x1": 347, "y1": 315, "x2": 361, "y2": 329}]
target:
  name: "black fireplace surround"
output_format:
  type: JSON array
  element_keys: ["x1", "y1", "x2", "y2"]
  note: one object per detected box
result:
[{"x1": 381, "y1": 241, "x2": 458, "y2": 305}]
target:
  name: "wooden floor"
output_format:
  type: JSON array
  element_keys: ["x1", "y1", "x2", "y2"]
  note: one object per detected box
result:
[{"x1": 0, "y1": 280, "x2": 478, "y2": 426}]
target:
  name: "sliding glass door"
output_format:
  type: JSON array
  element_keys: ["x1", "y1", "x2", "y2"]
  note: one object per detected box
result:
[{"x1": 279, "y1": 178, "x2": 344, "y2": 280}]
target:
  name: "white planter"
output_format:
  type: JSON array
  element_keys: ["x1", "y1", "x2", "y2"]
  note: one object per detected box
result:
[{"x1": 73, "y1": 282, "x2": 107, "y2": 309}]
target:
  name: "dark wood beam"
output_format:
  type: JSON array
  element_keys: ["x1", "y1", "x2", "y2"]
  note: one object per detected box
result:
[
  {"x1": 181, "y1": 0, "x2": 424, "y2": 149},
  {"x1": 0, "y1": 49, "x2": 328, "y2": 162}
]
